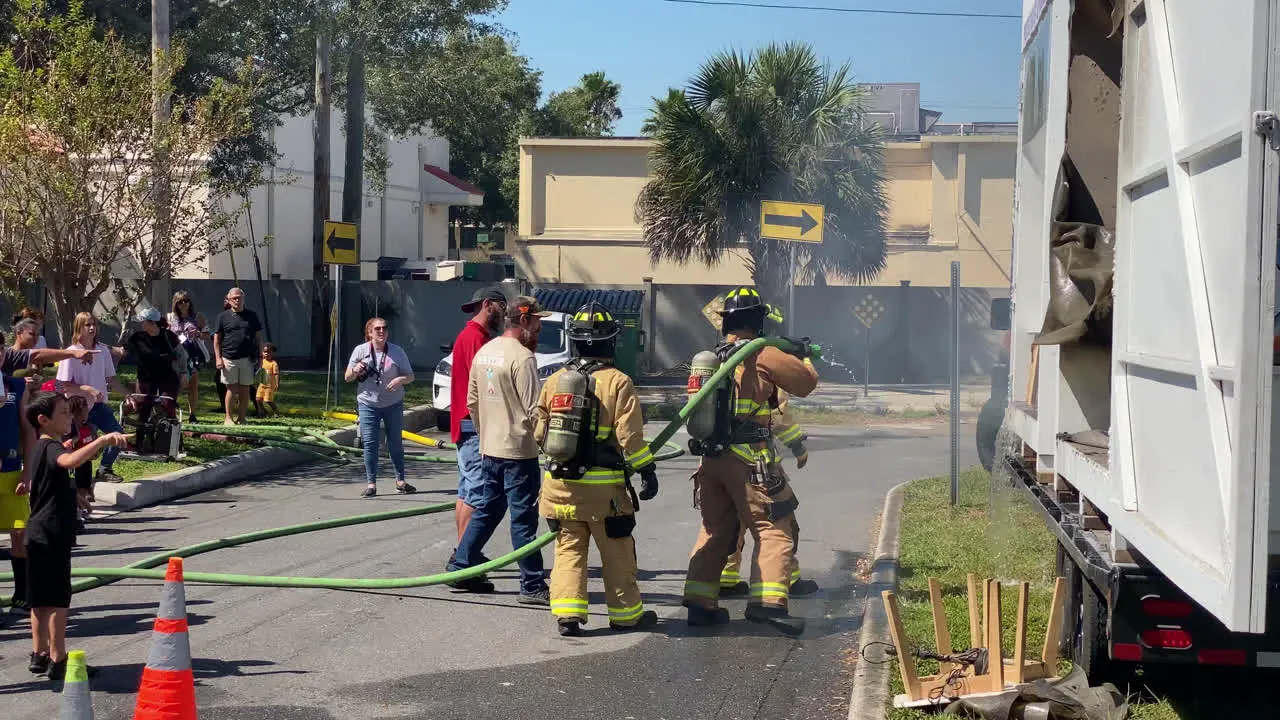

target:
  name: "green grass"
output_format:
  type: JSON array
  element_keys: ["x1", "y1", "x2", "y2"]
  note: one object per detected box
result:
[
  {"x1": 97, "y1": 367, "x2": 433, "y2": 481},
  {"x1": 886, "y1": 470, "x2": 1179, "y2": 719}
]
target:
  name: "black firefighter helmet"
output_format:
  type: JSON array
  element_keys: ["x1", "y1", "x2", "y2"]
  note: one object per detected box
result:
[
  {"x1": 568, "y1": 302, "x2": 621, "y2": 357},
  {"x1": 716, "y1": 286, "x2": 768, "y2": 334}
]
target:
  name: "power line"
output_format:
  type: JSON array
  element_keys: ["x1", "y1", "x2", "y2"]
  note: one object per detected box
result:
[{"x1": 659, "y1": 0, "x2": 1020, "y2": 19}]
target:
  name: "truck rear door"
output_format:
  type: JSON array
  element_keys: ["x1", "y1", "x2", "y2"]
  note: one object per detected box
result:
[{"x1": 1113, "y1": 0, "x2": 1280, "y2": 633}]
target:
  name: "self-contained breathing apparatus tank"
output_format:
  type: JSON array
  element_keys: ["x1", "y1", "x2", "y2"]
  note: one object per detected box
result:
[
  {"x1": 544, "y1": 366, "x2": 590, "y2": 467},
  {"x1": 545, "y1": 302, "x2": 623, "y2": 479}
]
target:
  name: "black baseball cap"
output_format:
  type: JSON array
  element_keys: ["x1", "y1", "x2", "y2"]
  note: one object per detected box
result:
[{"x1": 461, "y1": 286, "x2": 508, "y2": 313}]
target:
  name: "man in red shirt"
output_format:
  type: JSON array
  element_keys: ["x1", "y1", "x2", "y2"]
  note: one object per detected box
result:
[{"x1": 450, "y1": 287, "x2": 507, "y2": 563}]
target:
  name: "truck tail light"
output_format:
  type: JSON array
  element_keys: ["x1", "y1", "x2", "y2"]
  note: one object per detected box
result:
[
  {"x1": 1141, "y1": 597, "x2": 1194, "y2": 619},
  {"x1": 1113, "y1": 643, "x2": 1143, "y2": 661},
  {"x1": 1197, "y1": 649, "x2": 1246, "y2": 665},
  {"x1": 1140, "y1": 628, "x2": 1193, "y2": 650}
]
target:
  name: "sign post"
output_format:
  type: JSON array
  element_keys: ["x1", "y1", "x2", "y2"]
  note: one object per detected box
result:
[
  {"x1": 760, "y1": 200, "x2": 824, "y2": 335},
  {"x1": 949, "y1": 261, "x2": 961, "y2": 506},
  {"x1": 323, "y1": 220, "x2": 360, "y2": 407},
  {"x1": 852, "y1": 294, "x2": 885, "y2": 398}
]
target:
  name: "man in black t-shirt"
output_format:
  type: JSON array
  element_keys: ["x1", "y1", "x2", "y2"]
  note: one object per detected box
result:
[{"x1": 212, "y1": 287, "x2": 262, "y2": 425}]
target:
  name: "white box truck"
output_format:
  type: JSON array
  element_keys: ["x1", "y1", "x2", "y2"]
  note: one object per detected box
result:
[{"x1": 993, "y1": 0, "x2": 1280, "y2": 680}]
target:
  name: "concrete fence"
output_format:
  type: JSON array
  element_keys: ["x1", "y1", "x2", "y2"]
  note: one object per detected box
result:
[{"x1": 10, "y1": 278, "x2": 1006, "y2": 384}]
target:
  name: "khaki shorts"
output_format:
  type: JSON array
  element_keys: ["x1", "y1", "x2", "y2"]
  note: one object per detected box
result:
[
  {"x1": 0, "y1": 470, "x2": 29, "y2": 531},
  {"x1": 221, "y1": 357, "x2": 256, "y2": 386}
]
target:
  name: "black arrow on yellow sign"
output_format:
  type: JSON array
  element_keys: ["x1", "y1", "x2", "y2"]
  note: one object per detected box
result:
[
  {"x1": 326, "y1": 230, "x2": 355, "y2": 255},
  {"x1": 764, "y1": 209, "x2": 819, "y2": 235}
]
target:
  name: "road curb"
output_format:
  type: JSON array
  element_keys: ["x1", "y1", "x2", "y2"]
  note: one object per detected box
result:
[
  {"x1": 848, "y1": 479, "x2": 910, "y2": 720},
  {"x1": 93, "y1": 405, "x2": 438, "y2": 511}
]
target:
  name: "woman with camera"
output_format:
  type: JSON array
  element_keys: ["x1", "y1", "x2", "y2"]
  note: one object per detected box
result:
[{"x1": 345, "y1": 317, "x2": 415, "y2": 498}]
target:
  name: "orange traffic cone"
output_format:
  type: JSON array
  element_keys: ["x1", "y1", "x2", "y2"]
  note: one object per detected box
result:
[{"x1": 133, "y1": 558, "x2": 197, "y2": 720}]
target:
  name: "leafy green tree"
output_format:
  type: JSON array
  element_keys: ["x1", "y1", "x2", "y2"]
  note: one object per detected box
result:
[
  {"x1": 637, "y1": 42, "x2": 889, "y2": 300},
  {"x1": 0, "y1": 0, "x2": 257, "y2": 337}
]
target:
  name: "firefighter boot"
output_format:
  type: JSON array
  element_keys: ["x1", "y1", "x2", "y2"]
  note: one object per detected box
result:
[
  {"x1": 611, "y1": 610, "x2": 658, "y2": 632},
  {"x1": 686, "y1": 605, "x2": 731, "y2": 627},
  {"x1": 745, "y1": 603, "x2": 806, "y2": 637}
]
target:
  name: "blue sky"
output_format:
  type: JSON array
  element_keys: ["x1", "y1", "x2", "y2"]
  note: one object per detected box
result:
[{"x1": 494, "y1": 0, "x2": 1023, "y2": 136}]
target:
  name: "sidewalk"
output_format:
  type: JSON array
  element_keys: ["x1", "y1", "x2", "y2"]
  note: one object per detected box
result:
[{"x1": 637, "y1": 382, "x2": 992, "y2": 414}]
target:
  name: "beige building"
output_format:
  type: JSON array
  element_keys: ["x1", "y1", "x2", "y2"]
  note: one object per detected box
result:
[{"x1": 515, "y1": 133, "x2": 1015, "y2": 288}]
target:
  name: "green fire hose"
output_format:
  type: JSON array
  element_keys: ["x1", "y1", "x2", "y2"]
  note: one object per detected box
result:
[{"x1": 0, "y1": 337, "x2": 815, "y2": 598}]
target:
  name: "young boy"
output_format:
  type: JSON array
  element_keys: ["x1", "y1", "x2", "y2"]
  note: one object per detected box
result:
[
  {"x1": 255, "y1": 343, "x2": 280, "y2": 417},
  {"x1": 24, "y1": 391, "x2": 127, "y2": 680}
]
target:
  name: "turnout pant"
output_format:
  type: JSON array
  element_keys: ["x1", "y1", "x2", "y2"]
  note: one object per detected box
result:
[
  {"x1": 722, "y1": 518, "x2": 802, "y2": 588},
  {"x1": 684, "y1": 455, "x2": 799, "y2": 611},
  {"x1": 540, "y1": 477, "x2": 646, "y2": 627}
]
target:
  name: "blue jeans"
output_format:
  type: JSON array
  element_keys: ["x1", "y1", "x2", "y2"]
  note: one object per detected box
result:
[
  {"x1": 450, "y1": 455, "x2": 547, "y2": 594},
  {"x1": 357, "y1": 401, "x2": 405, "y2": 484},
  {"x1": 87, "y1": 402, "x2": 123, "y2": 470},
  {"x1": 455, "y1": 433, "x2": 483, "y2": 507}
]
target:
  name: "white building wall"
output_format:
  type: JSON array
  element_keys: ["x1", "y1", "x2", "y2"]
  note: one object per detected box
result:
[{"x1": 183, "y1": 108, "x2": 455, "y2": 281}]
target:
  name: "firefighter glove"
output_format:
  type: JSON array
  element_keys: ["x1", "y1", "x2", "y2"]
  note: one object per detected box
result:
[
  {"x1": 788, "y1": 440, "x2": 809, "y2": 469},
  {"x1": 638, "y1": 466, "x2": 659, "y2": 501}
]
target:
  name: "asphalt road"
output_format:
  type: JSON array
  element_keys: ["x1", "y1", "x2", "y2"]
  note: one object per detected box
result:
[{"x1": 1, "y1": 419, "x2": 976, "y2": 720}]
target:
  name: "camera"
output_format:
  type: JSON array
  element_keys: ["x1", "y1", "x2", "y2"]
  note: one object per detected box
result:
[{"x1": 353, "y1": 361, "x2": 377, "y2": 383}]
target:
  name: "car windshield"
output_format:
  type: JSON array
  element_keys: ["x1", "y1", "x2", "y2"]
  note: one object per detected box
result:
[{"x1": 537, "y1": 320, "x2": 565, "y2": 354}]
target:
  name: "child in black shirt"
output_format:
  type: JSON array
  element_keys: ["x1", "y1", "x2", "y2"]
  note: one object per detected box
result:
[{"x1": 23, "y1": 392, "x2": 127, "y2": 680}]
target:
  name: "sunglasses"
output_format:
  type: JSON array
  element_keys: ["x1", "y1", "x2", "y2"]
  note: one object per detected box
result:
[{"x1": 371, "y1": 326, "x2": 388, "y2": 332}]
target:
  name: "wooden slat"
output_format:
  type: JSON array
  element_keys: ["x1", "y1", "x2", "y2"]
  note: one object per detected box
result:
[
  {"x1": 985, "y1": 580, "x2": 1005, "y2": 692},
  {"x1": 1026, "y1": 345, "x2": 1040, "y2": 405},
  {"x1": 1041, "y1": 577, "x2": 1067, "y2": 674},
  {"x1": 883, "y1": 590, "x2": 923, "y2": 701},
  {"x1": 967, "y1": 573, "x2": 982, "y2": 649},
  {"x1": 1011, "y1": 582, "x2": 1029, "y2": 684},
  {"x1": 928, "y1": 577, "x2": 955, "y2": 673}
]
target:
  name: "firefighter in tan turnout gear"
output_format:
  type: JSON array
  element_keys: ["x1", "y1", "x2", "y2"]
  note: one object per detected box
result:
[
  {"x1": 721, "y1": 304, "x2": 819, "y2": 597},
  {"x1": 535, "y1": 302, "x2": 660, "y2": 637},
  {"x1": 683, "y1": 287, "x2": 819, "y2": 636}
]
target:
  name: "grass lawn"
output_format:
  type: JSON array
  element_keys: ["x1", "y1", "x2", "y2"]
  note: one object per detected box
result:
[
  {"x1": 97, "y1": 367, "x2": 433, "y2": 482},
  {"x1": 887, "y1": 469, "x2": 1178, "y2": 719}
]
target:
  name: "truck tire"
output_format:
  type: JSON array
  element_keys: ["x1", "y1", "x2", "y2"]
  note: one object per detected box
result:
[
  {"x1": 976, "y1": 399, "x2": 1003, "y2": 472},
  {"x1": 434, "y1": 409, "x2": 450, "y2": 433},
  {"x1": 1061, "y1": 544, "x2": 1111, "y2": 682}
]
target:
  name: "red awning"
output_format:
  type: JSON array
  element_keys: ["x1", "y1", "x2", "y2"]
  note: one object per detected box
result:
[{"x1": 423, "y1": 164, "x2": 484, "y2": 196}]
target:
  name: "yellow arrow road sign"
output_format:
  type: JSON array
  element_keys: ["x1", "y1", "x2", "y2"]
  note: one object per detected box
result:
[
  {"x1": 760, "y1": 200, "x2": 824, "y2": 243},
  {"x1": 323, "y1": 220, "x2": 360, "y2": 266}
]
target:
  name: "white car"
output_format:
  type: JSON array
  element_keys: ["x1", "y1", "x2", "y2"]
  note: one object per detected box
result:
[{"x1": 432, "y1": 311, "x2": 570, "y2": 432}]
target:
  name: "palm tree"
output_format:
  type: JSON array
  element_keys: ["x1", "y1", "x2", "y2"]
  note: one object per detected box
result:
[{"x1": 637, "y1": 42, "x2": 889, "y2": 302}]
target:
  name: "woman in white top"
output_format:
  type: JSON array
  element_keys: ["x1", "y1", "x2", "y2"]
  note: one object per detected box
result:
[
  {"x1": 167, "y1": 290, "x2": 212, "y2": 423},
  {"x1": 55, "y1": 312, "x2": 130, "y2": 482}
]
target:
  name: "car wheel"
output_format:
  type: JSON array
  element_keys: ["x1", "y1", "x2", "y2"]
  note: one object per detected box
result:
[{"x1": 434, "y1": 409, "x2": 449, "y2": 433}]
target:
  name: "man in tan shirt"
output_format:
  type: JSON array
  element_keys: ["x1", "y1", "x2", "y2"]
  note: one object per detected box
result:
[{"x1": 446, "y1": 296, "x2": 551, "y2": 604}]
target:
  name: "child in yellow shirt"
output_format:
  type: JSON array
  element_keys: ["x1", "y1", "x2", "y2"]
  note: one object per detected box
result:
[{"x1": 255, "y1": 343, "x2": 280, "y2": 417}]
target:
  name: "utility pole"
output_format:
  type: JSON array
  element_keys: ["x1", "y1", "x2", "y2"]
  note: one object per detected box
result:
[
  {"x1": 311, "y1": 30, "x2": 332, "y2": 365},
  {"x1": 337, "y1": 0, "x2": 366, "y2": 406},
  {"x1": 152, "y1": 0, "x2": 171, "y2": 308},
  {"x1": 342, "y1": 0, "x2": 366, "y2": 236}
]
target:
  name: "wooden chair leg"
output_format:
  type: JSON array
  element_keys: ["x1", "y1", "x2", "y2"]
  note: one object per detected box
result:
[
  {"x1": 928, "y1": 577, "x2": 955, "y2": 673},
  {"x1": 883, "y1": 590, "x2": 923, "y2": 702}
]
